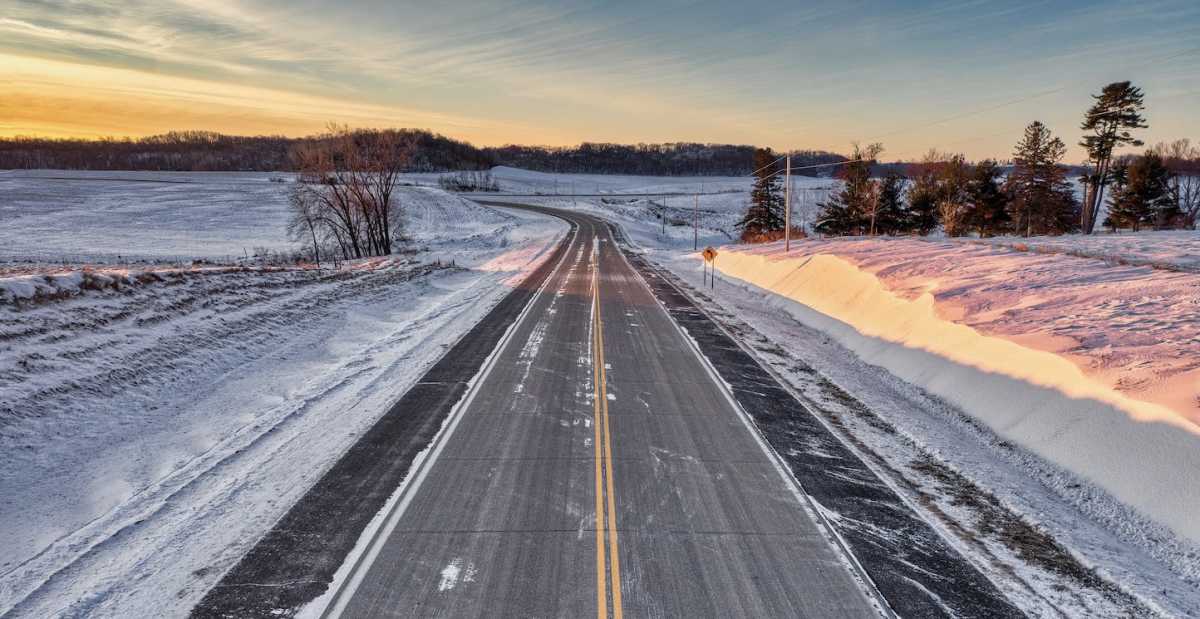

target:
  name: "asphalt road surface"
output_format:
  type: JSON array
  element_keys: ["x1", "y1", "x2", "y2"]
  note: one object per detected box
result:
[{"x1": 321, "y1": 207, "x2": 882, "y2": 618}]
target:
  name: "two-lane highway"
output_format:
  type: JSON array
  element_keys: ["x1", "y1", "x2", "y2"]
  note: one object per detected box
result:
[{"x1": 321, "y1": 206, "x2": 881, "y2": 617}]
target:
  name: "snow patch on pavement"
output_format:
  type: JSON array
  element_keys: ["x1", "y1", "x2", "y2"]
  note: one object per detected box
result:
[{"x1": 438, "y1": 560, "x2": 462, "y2": 592}]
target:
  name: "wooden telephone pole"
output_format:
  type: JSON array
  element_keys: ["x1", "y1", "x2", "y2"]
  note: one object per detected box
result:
[{"x1": 784, "y1": 154, "x2": 792, "y2": 252}]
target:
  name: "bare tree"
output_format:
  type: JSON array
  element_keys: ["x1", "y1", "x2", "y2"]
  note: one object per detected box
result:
[
  {"x1": 1176, "y1": 169, "x2": 1200, "y2": 229},
  {"x1": 287, "y1": 125, "x2": 416, "y2": 261},
  {"x1": 361, "y1": 129, "x2": 415, "y2": 255},
  {"x1": 862, "y1": 181, "x2": 883, "y2": 236},
  {"x1": 936, "y1": 155, "x2": 972, "y2": 237},
  {"x1": 1153, "y1": 139, "x2": 1200, "y2": 229},
  {"x1": 293, "y1": 133, "x2": 363, "y2": 258},
  {"x1": 288, "y1": 182, "x2": 332, "y2": 267}
]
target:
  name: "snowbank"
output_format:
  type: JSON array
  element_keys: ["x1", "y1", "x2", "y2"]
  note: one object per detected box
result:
[{"x1": 706, "y1": 242, "x2": 1200, "y2": 544}]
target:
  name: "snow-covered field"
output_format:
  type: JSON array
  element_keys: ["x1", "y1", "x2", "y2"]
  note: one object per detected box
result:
[
  {"x1": 420, "y1": 165, "x2": 755, "y2": 196},
  {"x1": 0, "y1": 170, "x2": 296, "y2": 262},
  {"x1": 0, "y1": 170, "x2": 544, "y2": 265},
  {"x1": 0, "y1": 175, "x2": 566, "y2": 616},
  {"x1": 970, "y1": 229, "x2": 1200, "y2": 273}
]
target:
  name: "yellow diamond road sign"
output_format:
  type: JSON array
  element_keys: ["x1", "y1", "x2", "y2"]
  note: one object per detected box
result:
[{"x1": 702, "y1": 247, "x2": 717, "y2": 262}]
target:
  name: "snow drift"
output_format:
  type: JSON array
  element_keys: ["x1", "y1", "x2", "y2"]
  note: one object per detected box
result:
[{"x1": 706, "y1": 242, "x2": 1200, "y2": 545}]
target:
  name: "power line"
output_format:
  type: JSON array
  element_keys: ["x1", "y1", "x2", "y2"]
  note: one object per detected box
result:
[
  {"x1": 748, "y1": 153, "x2": 787, "y2": 177},
  {"x1": 868, "y1": 87, "x2": 1069, "y2": 141},
  {"x1": 754, "y1": 157, "x2": 873, "y2": 182}
]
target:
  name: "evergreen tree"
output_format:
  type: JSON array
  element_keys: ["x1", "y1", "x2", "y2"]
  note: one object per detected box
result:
[
  {"x1": 1079, "y1": 81, "x2": 1148, "y2": 234},
  {"x1": 737, "y1": 148, "x2": 786, "y2": 240},
  {"x1": 1107, "y1": 151, "x2": 1178, "y2": 230},
  {"x1": 1008, "y1": 121, "x2": 1079, "y2": 236},
  {"x1": 1103, "y1": 162, "x2": 1133, "y2": 230},
  {"x1": 814, "y1": 143, "x2": 882, "y2": 236},
  {"x1": 966, "y1": 159, "x2": 1011, "y2": 237},
  {"x1": 905, "y1": 182, "x2": 939, "y2": 235}
]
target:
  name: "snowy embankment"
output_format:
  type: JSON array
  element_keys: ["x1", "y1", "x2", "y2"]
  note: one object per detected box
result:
[
  {"x1": 700, "y1": 238, "x2": 1200, "y2": 546},
  {"x1": 0, "y1": 178, "x2": 567, "y2": 617}
]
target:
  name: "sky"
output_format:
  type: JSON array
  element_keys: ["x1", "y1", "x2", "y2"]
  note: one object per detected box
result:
[{"x1": 1, "y1": 0, "x2": 1198, "y2": 161}]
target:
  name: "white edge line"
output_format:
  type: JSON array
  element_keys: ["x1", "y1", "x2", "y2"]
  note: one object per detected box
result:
[
  {"x1": 315, "y1": 217, "x2": 579, "y2": 618},
  {"x1": 603, "y1": 219, "x2": 897, "y2": 619}
]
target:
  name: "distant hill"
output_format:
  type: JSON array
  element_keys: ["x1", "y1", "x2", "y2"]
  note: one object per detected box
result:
[
  {"x1": 0, "y1": 130, "x2": 492, "y2": 173},
  {"x1": 483, "y1": 143, "x2": 844, "y2": 177},
  {"x1": 0, "y1": 131, "x2": 845, "y2": 176}
]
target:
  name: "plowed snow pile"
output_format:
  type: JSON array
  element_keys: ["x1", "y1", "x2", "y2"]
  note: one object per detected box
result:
[{"x1": 704, "y1": 236, "x2": 1200, "y2": 545}]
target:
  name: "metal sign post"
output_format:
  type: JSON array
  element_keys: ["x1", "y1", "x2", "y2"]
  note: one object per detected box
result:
[{"x1": 702, "y1": 246, "x2": 718, "y2": 289}]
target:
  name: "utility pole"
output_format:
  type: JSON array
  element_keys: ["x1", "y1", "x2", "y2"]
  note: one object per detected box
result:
[
  {"x1": 693, "y1": 191, "x2": 699, "y2": 251},
  {"x1": 784, "y1": 154, "x2": 792, "y2": 252}
]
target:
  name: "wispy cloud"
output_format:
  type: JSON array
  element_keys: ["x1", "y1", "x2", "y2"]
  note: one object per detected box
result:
[{"x1": 1, "y1": 0, "x2": 1197, "y2": 158}]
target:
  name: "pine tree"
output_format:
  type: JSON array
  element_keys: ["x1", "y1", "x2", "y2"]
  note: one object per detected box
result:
[
  {"x1": 905, "y1": 182, "x2": 938, "y2": 235},
  {"x1": 815, "y1": 143, "x2": 882, "y2": 236},
  {"x1": 1008, "y1": 121, "x2": 1079, "y2": 236},
  {"x1": 1080, "y1": 81, "x2": 1148, "y2": 234},
  {"x1": 1107, "y1": 151, "x2": 1178, "y2": 230},
  {"x1": 1103, "y1": 162, "x2": 1134, "y2": 230},
  {"x1": 737, "y1": 148, "x2": 786, "y2": 240},
  {"x1": 966, "y1": 159, "x2": 1010, "y2": 237}
]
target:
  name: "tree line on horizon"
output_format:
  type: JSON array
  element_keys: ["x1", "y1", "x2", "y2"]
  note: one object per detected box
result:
[
  {"x1": 487, "y1": 143, "x2": 844, "y2": 176},
  {"x1": 740, "y1": 81, "x2": 1200, "y2": 239},
  {"x1": 0, "y1": 131, "x2": 843, "y2": 177},
  {"x1": 0, "y1": 130, "x2": 493, "y2": 173}
]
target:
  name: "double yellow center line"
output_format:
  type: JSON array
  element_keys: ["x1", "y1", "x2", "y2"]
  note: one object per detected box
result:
[{"x1": 591, "y1": 242, "x2": 623, "y2": 619}]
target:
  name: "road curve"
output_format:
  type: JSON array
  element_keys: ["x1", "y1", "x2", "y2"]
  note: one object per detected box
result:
[{"x1": 322, "y1": 205, "x2": 882, "y2": 618}]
